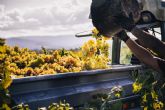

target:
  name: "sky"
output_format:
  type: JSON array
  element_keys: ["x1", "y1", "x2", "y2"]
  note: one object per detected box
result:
[{"x1": 0, "y1": 0, "x2": 93, "y2": 38}]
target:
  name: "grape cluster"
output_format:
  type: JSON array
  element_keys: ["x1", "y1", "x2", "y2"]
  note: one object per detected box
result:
[
  {"x1": 11, "y1": 101, "x2": 73, "y2": 110},
  {"x1": 82, "y1": 38, "x2": 110, "y2": 70},
  {"x1": 47, "y1": 101, "x2": 73, "y2": 110}
]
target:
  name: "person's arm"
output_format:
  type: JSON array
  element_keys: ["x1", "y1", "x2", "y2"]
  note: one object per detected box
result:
[
  {"x1": 131, "y1": 27, "x2": 165, "y2": 58},
  {"x1": 114, "y1": 15, "x2": 165, "y2": 58},
  {"x1": 126, "y1": 38, "x2": 161, "y2": 72},
  {"x1": 117, "y1": 31, "x2": 163, "y2": 73}
]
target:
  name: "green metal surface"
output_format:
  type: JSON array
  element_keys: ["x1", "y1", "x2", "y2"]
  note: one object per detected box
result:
[
  {"x1": 112, "y1": 36, "x2": 121, "y2": 64},
  {"x1": 161, "y1": 22, "x2": 165, "y2": 42}
]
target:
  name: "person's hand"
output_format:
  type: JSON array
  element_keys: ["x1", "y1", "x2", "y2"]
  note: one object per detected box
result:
[
  {"x1": 115, "y1": 13, "x2": 136, "y2": 32},
  {"x1": 116, "y1": 30, "x2": 130, "y2": 42}
]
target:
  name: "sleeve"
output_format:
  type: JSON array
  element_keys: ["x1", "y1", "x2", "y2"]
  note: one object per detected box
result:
[{"x1": 157, "y1": 58, "x2": 165, "y2": 75}]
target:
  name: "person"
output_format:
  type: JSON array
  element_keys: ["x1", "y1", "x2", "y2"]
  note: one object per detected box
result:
[{"x1": 90, "y1": 0, "x2": 165, "y2": 76}]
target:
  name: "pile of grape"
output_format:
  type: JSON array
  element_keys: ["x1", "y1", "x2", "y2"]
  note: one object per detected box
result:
[{"x1": 0, "y1": 37, "x2": 110, "y2": 78}]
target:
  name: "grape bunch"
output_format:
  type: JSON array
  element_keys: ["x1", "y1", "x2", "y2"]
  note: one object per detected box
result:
[{"x1": 47, "y1": 101, "x2": 73, "y2": 110}]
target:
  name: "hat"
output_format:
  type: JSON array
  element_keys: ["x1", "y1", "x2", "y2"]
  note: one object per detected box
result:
[{"x1": 90, "y1": 0, "x2": 123, "y2": 36}]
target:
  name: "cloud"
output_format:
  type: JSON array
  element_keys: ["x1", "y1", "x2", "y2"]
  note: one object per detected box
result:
[
  {"x1": 0, "y1": 7, "x2": 41, "y2": 30},
  {"x1": 0, "y1": 5, "x2": 5, "y2": 16},
  {"x1": 0, "y1": 0, "x2": 92, "y2": 37},
  {"x1": 23, "y1": 0, "x2": 91, "y2": 25}
]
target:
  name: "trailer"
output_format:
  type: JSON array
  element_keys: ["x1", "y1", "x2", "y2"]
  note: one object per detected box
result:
[
  {"x1": 9, "y1": 65, "x2": 143, "y2": 109},
  {"x1": 4, "y1": 0, "x2": 165, "y2": 109}
]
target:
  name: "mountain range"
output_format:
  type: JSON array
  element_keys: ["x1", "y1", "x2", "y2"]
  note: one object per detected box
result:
[{"x1": 6, "y1": 35, "x2": 93, "y2": 50}]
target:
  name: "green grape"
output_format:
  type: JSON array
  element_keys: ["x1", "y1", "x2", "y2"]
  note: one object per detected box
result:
[
  {"x1": 14, "y1": 46, "x2": 20, "y2": 53},
  {"x1": 28, "y1": 57, "x2": 44, "y2": 69},
  {"x1": 0, "y1": 38, "x2": 6, "y2": 46}
]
